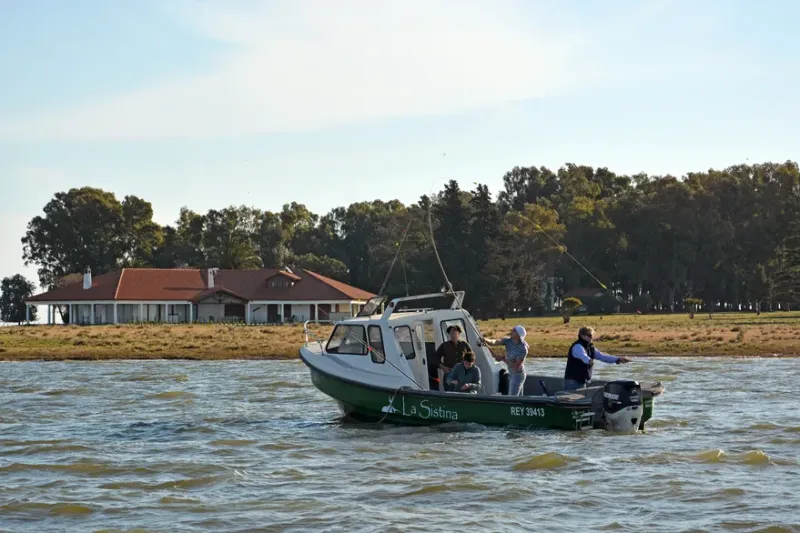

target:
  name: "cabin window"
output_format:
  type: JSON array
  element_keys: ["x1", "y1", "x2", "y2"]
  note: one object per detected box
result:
[
  {"x1": 393, "y1": 326, "x2": 415, "y2": 359},
  {"x1": 440, "y1": 319, "x2": 468, "y2": 342},
  {"x1": 326, "y1": 325, "x2": 367, "y2": 355},
  {"x1": 368, "y1": 325, "x2": 385, "y2": 364}
]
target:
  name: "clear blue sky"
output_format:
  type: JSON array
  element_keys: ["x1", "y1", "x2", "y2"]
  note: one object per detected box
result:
[{"x1": 1, "y1": 0, "x2": 799, "y2": 298}]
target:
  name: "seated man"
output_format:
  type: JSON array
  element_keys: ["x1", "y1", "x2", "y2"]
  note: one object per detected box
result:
[
  {"x1": 435, "y1": 324, "x2": 474, "y2": 391},
  {"x1": 446, "y1": 352, "x2": 481, "y2": 394}
]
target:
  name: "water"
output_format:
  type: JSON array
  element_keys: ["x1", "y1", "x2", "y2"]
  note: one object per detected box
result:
[{"x1": 1, "y1": 358, "x2": 798, "y2": 533}]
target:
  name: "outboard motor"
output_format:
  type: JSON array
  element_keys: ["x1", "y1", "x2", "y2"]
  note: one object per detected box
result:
[{"x1": 603, "y1": 380, "x2": 643, "y2": 433}]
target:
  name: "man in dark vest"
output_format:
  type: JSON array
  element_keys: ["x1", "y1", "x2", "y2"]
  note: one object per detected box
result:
[
  {"x1": 564, "y1": 326, "x2": 631, "y2": 390},
  {"x1": 435, "y1": 324, "x2": 473, "y2": 391}
]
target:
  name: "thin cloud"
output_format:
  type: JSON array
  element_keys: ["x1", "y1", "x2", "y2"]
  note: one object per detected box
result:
[{"x1": 2, "y1": 0, "x2": 590, "y2": 141}]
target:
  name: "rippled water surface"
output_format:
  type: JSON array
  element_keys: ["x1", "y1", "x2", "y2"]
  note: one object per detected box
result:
[{"x1": 1, "y1": 358, "x2": 799, "y2": 533}]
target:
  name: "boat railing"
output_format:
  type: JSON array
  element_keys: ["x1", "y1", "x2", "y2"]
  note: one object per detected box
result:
[{"x1": 303, "y1": 319, "x2": 335, "y2": 346}]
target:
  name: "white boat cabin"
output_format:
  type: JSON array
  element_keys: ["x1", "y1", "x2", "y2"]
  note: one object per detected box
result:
[{"x1": 303, "y1": 292, "x2": 503, "y2": 395}]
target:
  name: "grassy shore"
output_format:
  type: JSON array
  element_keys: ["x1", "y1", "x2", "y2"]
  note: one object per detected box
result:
[{"x1": 1, "y1": 311, "x2": 798, "y2": 361}]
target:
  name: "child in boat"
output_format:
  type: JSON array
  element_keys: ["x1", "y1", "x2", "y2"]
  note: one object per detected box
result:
[{"x1": 446, "y1": 352, "x2": 481, "y2": 393}]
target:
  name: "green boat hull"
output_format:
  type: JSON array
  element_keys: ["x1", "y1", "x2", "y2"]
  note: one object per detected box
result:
[{"x1": 303, "y1": 355, "x2": 657, "y2": 431}]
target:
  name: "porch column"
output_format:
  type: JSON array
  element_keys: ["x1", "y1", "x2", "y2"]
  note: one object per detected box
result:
[
  {"x1": 188, "y1": 303, "x2": 194, "y2": 324},
  {"x1": 314, "y1": 303, "x2": 319, "y2": 321},
  {"x1": 163, "y1": 304, "x2": 168, "y2": 323},
  {"x1": 69, "y1": 304, "x2": 74, "y2": 325},
  {"x1": 90, "y1": 304, "x2": 95, "y2": 325},
  {"x1": 245, "y1": 302, "x2": 251, "y2": 325},
  {"x1": 26, "y1": 304, "x2": 30, "y2": 323},
  {"x1": 113, "y1": 303, "x2": 118, "y2": 324},
  {"x1": 139, "y1": 303, "x2": 144, "y2": 322},
  {"x1": 279, "y1": 303, "x2": 284, "y2": 323}
]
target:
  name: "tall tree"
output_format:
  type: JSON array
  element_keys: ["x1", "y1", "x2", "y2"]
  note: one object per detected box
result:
[
  {"x1": 203, "y1": 207, "x2": 263, "y2": 269},
  {"x1": 21, "y1": 187, "x2": 154, "y2": 288},
  {"x1": 0, "y1": 274, "x2": 37, "y2": 324}
]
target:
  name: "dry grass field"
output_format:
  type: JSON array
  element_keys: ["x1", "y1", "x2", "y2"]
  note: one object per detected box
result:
[{"x1": 1, "y1": 311, "x2": 798, "y2": 361}]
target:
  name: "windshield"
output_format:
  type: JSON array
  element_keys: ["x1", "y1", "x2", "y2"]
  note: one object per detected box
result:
[
  {"x1": 326, "y1": 325, "x2": 367, "y2": 355},
  {"x1": 356, "y1": 296, "x2": 387, "y2": 317}
]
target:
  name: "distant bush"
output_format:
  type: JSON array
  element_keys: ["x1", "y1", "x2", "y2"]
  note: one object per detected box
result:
[{"x1": 583, "y1": 293, "x2": 620, "y2": 315}]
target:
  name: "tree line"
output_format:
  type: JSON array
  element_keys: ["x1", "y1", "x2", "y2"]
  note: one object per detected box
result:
[{"x1": 11, "y1": 160, "x2": 800, "y2": 320}]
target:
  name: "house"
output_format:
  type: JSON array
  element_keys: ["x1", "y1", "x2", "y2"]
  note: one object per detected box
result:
[{"x1": 25, "y1": 267, "x2": 375, "y2": 325}]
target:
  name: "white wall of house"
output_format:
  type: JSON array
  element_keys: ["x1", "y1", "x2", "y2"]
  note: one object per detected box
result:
[
  {"x1": 74, "y1": 304, "x2": 92, "y2": 324},
  {"x1": 117, "y1": 304, "x2": 140, "y2": 323},
  {"x1": 166, "y1": 304, "x2": 188, "y2": 323},
  {"x1": 197, "y1": 303, "x2": 225, "y2": 322},
  {"x1": 290, "y1": 304, "x2": 311, "y2": 322},
  {"x1": 245, "y1": 301, "x2": 363, "y2": 324},
  {"x1": 29, "y1": 298, "x2": 367, "y2": 325},
  {"x1": 142, "y1": 304, "x2": 161, "y2": 322},
  {"x1": 95, "y1": 304, "x2": 115, "y2": 324},
  {"x1": 250, "y1": 304, "x2": 269, "y2": 323}
]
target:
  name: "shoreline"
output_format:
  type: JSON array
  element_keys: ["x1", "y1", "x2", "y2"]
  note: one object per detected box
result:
[
  {"x1": 2, "y1": 353, "x2": 799, "y2": 362},
  {"x1": 1, "y1": 312, "x2": 798, "y2": 361}
]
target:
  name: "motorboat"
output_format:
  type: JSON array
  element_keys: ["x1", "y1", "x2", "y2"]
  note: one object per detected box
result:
[{"x1": 299, "y1": 292, "x2": 664, "y2": 432}]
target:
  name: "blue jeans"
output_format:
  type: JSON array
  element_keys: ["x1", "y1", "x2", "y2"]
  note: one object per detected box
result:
[
  {"x1": 508, "y1": 372, "x2": 526, "y2": 396},
  {"x1": 564, "y1": 378, "x2": 587, "y2": 391}
]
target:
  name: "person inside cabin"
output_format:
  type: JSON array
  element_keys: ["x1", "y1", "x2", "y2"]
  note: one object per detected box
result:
[
  {"x1": 435, "y1": 324, "x2": 473, "y2": 391},
  {"x1": 564, "y1": 326, "x2": 632, "y2": 390},
  {"x1": 481, "y1": 325, "x2": 529, "y2": 396},
  {"x1": 446, "y1": 351, "x2": 481, "y2": 393}
]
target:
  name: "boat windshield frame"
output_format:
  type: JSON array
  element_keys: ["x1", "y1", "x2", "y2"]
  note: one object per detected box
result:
[{"x1": 356, "y1": 296, "x2": 387, "y2": 317}]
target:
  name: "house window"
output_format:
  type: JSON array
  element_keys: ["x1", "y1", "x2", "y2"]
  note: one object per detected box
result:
[
  {"x1": 368, "y1": 325, "x2": 385, "y2": 364},
  {"x1": 393, "y1": 326, "x2": 415, "y2": 360},
  {"x1": 326, "y1": 325, "x2": 367, "y2": 355}
]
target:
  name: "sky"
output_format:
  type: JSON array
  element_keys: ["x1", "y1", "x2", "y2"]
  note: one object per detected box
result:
[{"x1": 1, "y1": 0, "x2": 799, "y2": 308}]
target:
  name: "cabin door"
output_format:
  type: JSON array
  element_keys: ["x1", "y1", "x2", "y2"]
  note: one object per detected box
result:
[{"x1": 410, "y1": 321, "x2": 430, "y2": 390}]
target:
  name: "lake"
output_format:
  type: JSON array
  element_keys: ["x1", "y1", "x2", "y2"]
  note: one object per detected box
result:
[{"x1": 1, "y1": 358, "x2": 798, "y2": 532}]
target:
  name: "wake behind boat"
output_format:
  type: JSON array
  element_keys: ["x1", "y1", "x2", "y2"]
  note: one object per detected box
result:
[{"x1": 299, "y1": 292, "x2": 664, "y2": 432}]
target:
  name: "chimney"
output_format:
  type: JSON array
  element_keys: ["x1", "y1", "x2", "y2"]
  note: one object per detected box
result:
[
  {"x1": 207, "y1": 268, "x2": 215, "y2": 289},
  {"x1": 83, "y1": 267, "x2": 92, "y2": 290}
]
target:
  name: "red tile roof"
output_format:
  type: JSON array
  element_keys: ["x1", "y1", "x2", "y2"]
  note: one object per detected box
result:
[
  {"x1": 26, "y1": 268, "x2": 375, "y2": 303},
  {"x1": 190, "y1": 286, "x2": 250, "y2": 303},
  {"x1": 26, "y1": 271, "x2": 122, "y2": 302},
  {"x1": 115, "y1": 268, "x2": 207, "y2": 301}
]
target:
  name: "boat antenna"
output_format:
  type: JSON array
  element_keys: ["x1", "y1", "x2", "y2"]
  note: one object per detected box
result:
[
  {"x1": 377, "y1": 216, "x2": 413, "y2": 297},
  {"x1": 425, "y1": 179, "x2": 467, "y2": 315}
]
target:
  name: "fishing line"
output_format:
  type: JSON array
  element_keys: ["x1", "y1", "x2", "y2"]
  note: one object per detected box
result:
[{"x1": 532, "y1": 223, "x2": 609, "y2": 291}]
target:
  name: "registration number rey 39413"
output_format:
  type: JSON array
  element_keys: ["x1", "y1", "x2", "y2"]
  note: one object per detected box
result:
[{"x1": 511, "y1": 406, "x2": 545, "y2": 417}]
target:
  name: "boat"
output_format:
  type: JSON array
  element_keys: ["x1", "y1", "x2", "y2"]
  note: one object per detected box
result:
[{"x1": 299, "y1": 291, "x2": 665, "y2": 432}]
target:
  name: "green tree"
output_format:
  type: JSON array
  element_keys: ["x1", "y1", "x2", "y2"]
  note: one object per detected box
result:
[
  {"x1": 22, "y1": 187, "x2": 160, "y2": 288},
  {"x1": 0, "y1": 274, "x2": 38, "y2": 324},
  {"x1": 203, "y1": 207, "x2": 263, "y2": 269},
  {"x1": 291, "y1": 253, "x2": 348, "y2": 280}
]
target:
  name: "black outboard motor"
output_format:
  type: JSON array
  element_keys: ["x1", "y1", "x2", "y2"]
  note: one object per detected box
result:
[{"x1": 603, "y1": 380, "x2": 643, "y2": 433}]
